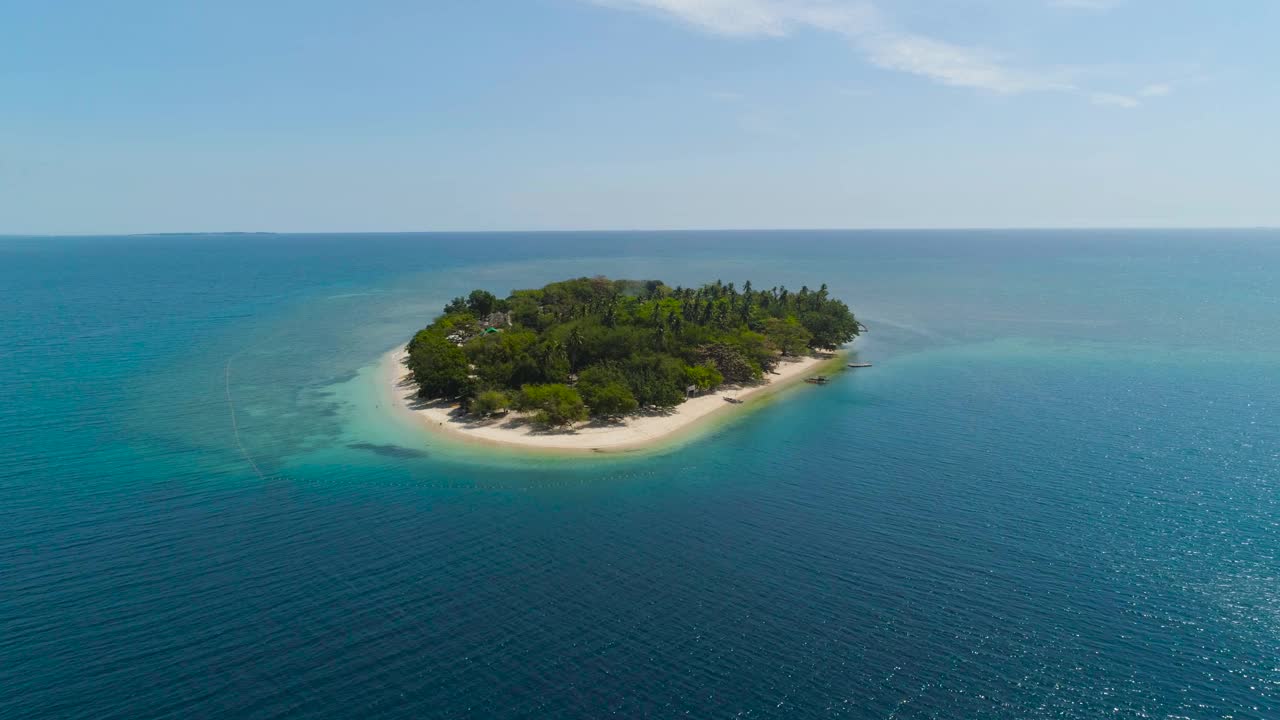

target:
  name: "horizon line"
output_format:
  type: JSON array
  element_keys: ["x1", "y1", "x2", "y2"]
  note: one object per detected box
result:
[{"x1": 3, "y1": 225, "x2": 1279, "y2": 239}]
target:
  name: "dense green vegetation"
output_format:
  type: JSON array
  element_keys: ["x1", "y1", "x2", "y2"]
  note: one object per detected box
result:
[{"x1": 406, "y1": 277, "x2": 863, "y2": 426}]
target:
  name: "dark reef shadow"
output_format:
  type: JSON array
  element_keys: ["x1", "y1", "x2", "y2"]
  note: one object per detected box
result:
[{"x1": 347, "y1": 442, "x2": 429, "y2": 459}]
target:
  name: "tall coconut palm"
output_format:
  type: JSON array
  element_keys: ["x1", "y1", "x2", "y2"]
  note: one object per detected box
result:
[{"x1": 567, "y1": 326, "x2": 586, "y2": 371}]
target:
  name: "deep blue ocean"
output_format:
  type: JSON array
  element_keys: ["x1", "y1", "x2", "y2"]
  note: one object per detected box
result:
[{"x1": 2, "y1": 231, "x2": 1277, "y2": 718}]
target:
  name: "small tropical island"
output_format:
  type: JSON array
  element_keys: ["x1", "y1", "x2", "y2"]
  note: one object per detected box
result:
[{"x1": 384, "y1": 277, "x2": 864, "y2": 452}]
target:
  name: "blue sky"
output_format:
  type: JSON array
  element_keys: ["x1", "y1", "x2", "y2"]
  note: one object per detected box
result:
[{"x1": 2, "y1": 0, "x2": 1276, "y2": 233}]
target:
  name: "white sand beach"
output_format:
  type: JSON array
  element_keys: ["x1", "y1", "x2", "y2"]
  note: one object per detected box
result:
[{"x1": 380, "y1": 347, "x2": 842, "y2": 453}]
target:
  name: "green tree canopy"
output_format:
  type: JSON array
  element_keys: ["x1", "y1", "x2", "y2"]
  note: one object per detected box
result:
[
  {"x1": 406, "y1": 276, "x2": 862, "y2": 420},
  {"x1": 472, "y1": 390, "x2": 510, "y2": 417},
  {"x1": 516, "y1": 384, "x2": 588, "y2": 426},
  {"x1": 577, "y1": 364, "x2": 640, "y2": 417},
  {"x1": 467, "y1": 289, "x2": 501, "y2": 317},
  {"x1": 685, "y1": 363, "x2": 724, "y2": 393},
  {"x1": 763, "y1": 316, "x2": 813, "y2": 356},
  {"x1": 406, "y1": 331, "x2": 472, "y2": 400}
]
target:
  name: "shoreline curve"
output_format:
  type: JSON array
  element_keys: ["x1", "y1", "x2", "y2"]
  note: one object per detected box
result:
[{"x1": 378, "y1": 347, "x2": 849, "y2": 456}]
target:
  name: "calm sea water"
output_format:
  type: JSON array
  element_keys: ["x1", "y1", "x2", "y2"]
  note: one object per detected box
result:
[{"x1": 2, "y1": 231, "x2": 1277, "y2": 718}]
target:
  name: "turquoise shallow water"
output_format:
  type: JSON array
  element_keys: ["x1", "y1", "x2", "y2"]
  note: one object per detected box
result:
[{"x1": 2, "y1": 231, "x2": 1278, "y2": 718}]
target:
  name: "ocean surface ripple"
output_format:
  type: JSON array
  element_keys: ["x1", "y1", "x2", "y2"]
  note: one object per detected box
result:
[{"x1": 1, "y1": 231, "x2": 1277, "y2": 718}]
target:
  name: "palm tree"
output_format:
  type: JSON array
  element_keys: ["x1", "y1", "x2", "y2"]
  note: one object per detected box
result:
[
  {"x1": 712, "y1": 302, "x2": 728, "y2": 329},
  {"x1": 567, "y1": 326, "x2": 586, "y2": 371}
]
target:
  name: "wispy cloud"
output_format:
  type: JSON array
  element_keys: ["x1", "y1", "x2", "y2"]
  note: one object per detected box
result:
[
  {"x1": 857, "y1": 31, "x2": 1071, "y2": 95},
  {"x1": 1089, "y1": 92, "x2": 1140, "y2": 108},
  {"x1": 587, "y1": 0, "x2": 1152, "y2": 105},
  {"x1": 589, "y1": 0, "x2": 873, "y2": 37},
  {"x1": 1087, "y1": 82, "x2": 1171, "y2": 109},
  {"x1": 1048, "y1": 0, "x2": 1123, "y2": 10}
]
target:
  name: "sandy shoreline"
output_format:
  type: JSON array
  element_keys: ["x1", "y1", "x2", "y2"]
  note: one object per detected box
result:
[{"x1": 380, "y1": 347, "x2": 844, "y2": 454}]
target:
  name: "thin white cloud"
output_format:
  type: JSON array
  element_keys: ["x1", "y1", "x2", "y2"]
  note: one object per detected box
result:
[
  {"x1": 588, "y1": 0, "x2": 1145, "y2": 104},
  {"x1": 1139, "y1": 82, "x2": 1172, "y2": 97},
  {"x1": 590, "y1": 0, "x2": 870, "y2": 36},
  {"x1": 1089, "y1": 92, "x2": 1139, "y2": 108},
  {"x1": 1049, "y1": 0, "x2": 1123, "y2": 10},
  {"x1": 858, "y1": 31, "x2": 1071, "y2": 95}
]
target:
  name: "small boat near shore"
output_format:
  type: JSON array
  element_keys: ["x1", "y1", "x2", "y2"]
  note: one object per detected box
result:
[
  {"x1": 804, "y1": 376, "x2": 830, "y2": 385},
  {"x1": 847, "y1": 362, "x2": 872, "y2": 368}
]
